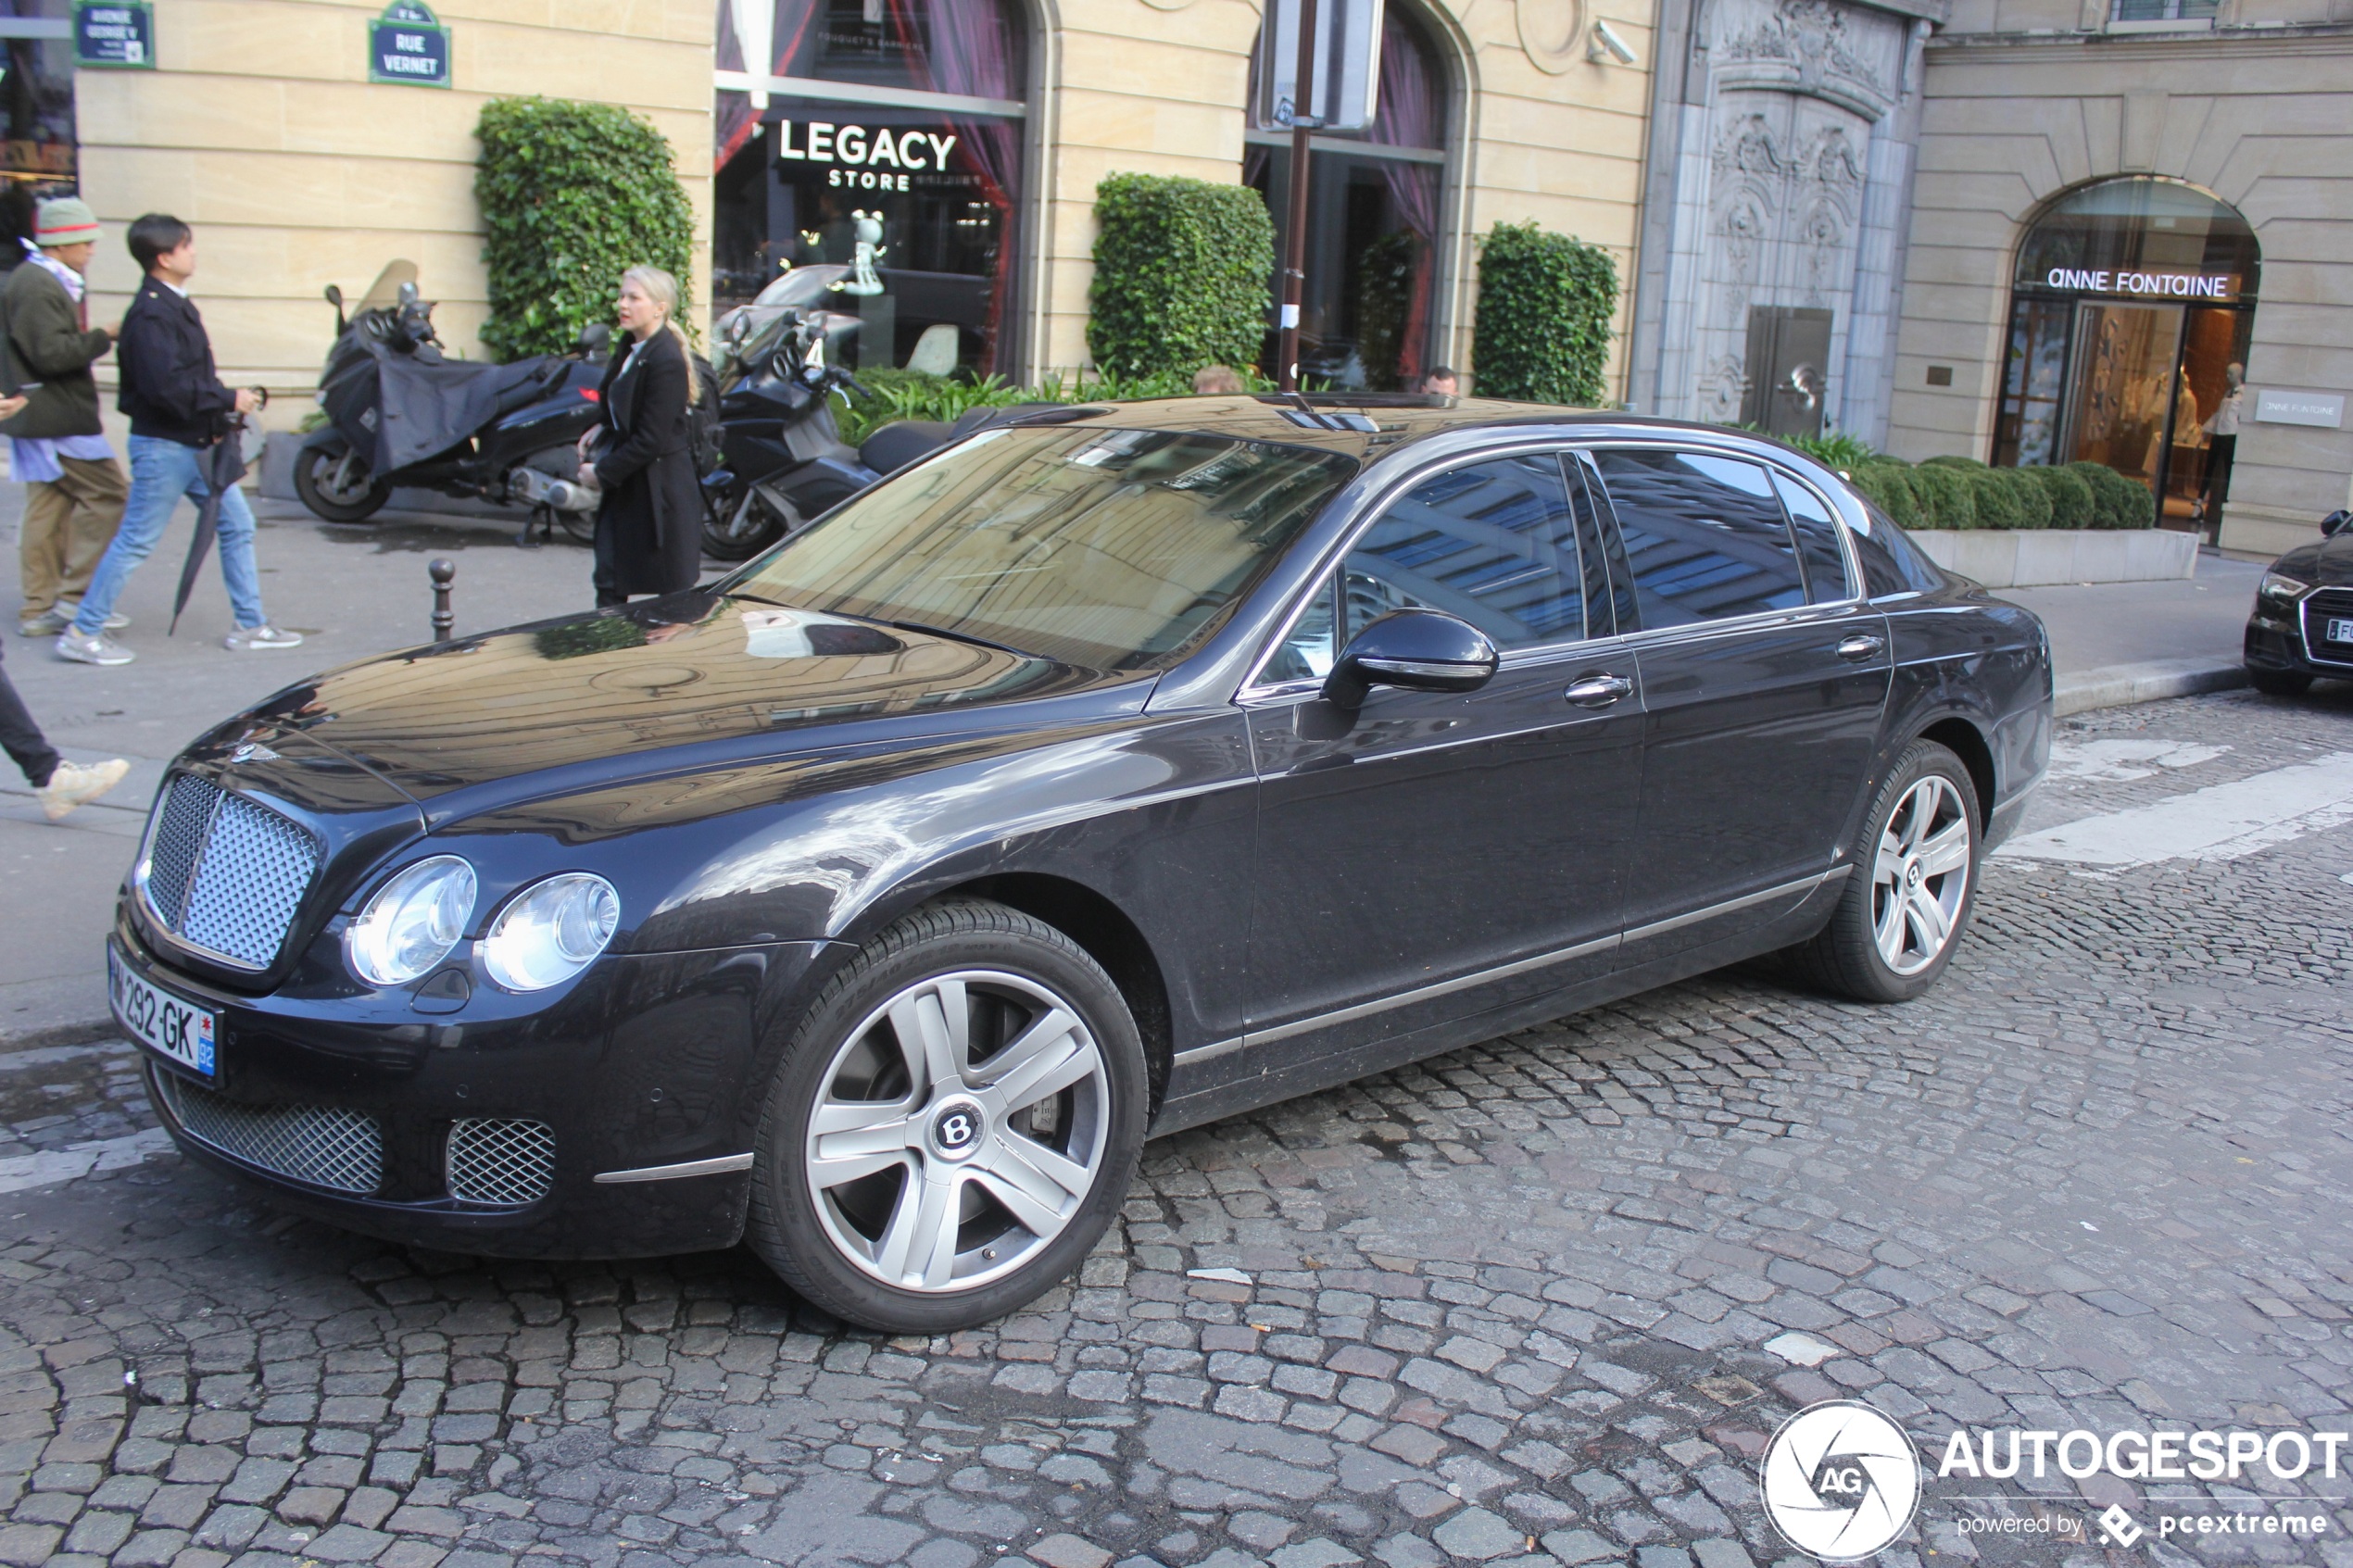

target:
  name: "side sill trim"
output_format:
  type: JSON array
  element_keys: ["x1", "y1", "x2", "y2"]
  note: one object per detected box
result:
[
  {"x1": 1186, "y1": 868, "x2": 1843, "y2": 1066},
  {"x1": 593, "y1": 1153, "x2": 756, "y2": 1185}
]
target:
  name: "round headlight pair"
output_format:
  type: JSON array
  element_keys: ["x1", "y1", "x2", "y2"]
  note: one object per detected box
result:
[{"x1": 345, "y1": 856, "x2": 618, "y2": 993}]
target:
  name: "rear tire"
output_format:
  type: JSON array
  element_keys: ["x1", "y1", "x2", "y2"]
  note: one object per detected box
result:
[
  {"x1": 702, "y1": 483, "x2": 794, "y2": 560},
  {"x1": 744, "y1": 900, "x2": 1147, "y2": 1333},
  {"x1": 1782, "y1": 739, "x2": 1982, "y2": 1003},
  {"x1": 2248, "y1": 667, "x2": 2313, "y2": 697},
  {"x1": 293, "y1": 444, "x2": 390, "y2": 523}
]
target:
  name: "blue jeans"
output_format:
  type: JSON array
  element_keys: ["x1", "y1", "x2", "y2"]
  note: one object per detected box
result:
[{"x1": 73, "y1": 434, "x2": 267, "y2": 635}]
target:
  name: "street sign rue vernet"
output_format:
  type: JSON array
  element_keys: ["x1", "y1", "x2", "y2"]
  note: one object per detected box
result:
[{"x1": 370, "y1": 0, "x2": 451, "y2": 88}]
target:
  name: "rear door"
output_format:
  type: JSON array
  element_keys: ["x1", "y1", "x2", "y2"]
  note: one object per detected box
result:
[
  {"x1": 1240, "y1": 450, "x2": 1642, "y2": 1064},
  {"x1": 1583, "y1": 446, "x2": 1891, "y2": 954}
]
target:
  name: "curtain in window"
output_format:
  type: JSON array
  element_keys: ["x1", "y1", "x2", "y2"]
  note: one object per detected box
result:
[{"x1": 1366, "y1": 16, "x2": 1440, "y2": 383}]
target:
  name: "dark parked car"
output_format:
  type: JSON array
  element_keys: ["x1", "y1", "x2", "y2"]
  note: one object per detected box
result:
[
  {"x1": 2244, "y1": 508, "x2": 2353, "y2": 696},
  {"x1": 108, "y1": 399, "x2": 2052, "y2": 1332}
]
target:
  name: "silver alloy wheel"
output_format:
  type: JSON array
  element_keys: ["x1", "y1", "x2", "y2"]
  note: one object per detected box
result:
[
  {"x1": 803, "y1": 970, "x2": 1110, "y2": 1293},
  {"x1": 1869, "y1": 774, "x2": 1972, "y2": 976}
]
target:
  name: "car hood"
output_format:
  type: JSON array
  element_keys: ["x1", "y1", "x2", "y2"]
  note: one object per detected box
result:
[
  {"x1": 216, "y1": 593, "x2": 1124, "y2": 820},
  {"x1": 2271, "y1": 532, "x2": 2353, "y2": 587}
]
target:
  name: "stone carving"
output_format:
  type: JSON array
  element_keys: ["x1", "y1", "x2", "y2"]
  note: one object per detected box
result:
[
  {"x1": 1711, "y1": 0, "x2": 1901, "y2": 115},
  {"x1": 1518, "y1": 0, "x2": 1590, "y2": 76}
]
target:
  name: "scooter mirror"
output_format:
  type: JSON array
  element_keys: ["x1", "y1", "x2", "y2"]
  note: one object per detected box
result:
[
  {"x1": 324, "y1": 283, "x2": 344, "y2": 309},
  {"x1": 397, "y1": 282, "x2": 420, "y2": 306},
  {"x1": 578, "y1": 321, "x2": 612, "y2": 355}
]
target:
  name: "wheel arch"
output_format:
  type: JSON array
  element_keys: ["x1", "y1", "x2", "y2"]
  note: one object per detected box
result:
[
  {"x1": 1917, "y1": 715, "x2": 1996, "y2": 830},
  {"x1": 921, "y1": 872, "x2": 1176, "y2": 1118}
]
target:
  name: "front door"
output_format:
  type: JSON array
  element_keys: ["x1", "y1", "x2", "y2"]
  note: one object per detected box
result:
[
  {"x1": 1585, "y1": 446, "x2": 1892, "y2": 954},
  {"x1": 1241, "y1": 452, "x2": 1642, "y2": 1066}
]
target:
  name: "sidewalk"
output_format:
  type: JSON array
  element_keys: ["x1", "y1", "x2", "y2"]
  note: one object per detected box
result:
[{"x1": 0, "y1": 493, "x2": 2278, "y2": 1047}]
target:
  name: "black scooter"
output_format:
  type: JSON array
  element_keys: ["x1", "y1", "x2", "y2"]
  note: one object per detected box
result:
[
  {"x1": 294, "y1": 264, "x2": 610, "y2": 542},
  {"x1": 699, "y1": 308, "x2": 886, "y2": 560}
]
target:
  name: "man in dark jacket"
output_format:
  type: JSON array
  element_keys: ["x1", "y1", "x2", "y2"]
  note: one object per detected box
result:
[
  {"x1": 2, "y1": 197, "x2": 127, "y2": 637},
  {"x1": 59, "y1": 213, "x2": 299, "y2": 665}
]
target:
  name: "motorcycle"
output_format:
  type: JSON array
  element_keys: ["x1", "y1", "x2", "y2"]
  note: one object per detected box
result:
[
  {"x1": 293, "y1": 262, "x2": 610, "y2": 543},
  {"x1": 701, "y1": 307, "x2": 1055, "y2": 559}
]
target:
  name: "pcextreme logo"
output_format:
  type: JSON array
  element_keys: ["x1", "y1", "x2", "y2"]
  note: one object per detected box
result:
[{"x1": 1759, "y1": 1400, "x2": 1924, "y2": 1562}]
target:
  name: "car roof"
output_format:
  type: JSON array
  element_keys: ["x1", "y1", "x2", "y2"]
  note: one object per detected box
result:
[{"x1": 999, "y1": 394, "x2": 1817, "y2": 466}]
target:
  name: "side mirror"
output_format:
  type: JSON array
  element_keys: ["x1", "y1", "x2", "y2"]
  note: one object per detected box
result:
[
  {"x1": 2322, "y1": 509, "x2": 2349, "y2": 539},
  {"x1": 1322, "y1": 608, "x2": 1499, "y2": 709},
  {"x1": 396, "y1": 281, "x2": 420, "y2": 306},
  {"x1": 323, "y1": 283, "x2": 343, "y2": 309},
  {"x1": 578, "y1": 321, "x2": 611, "y2": 355}
]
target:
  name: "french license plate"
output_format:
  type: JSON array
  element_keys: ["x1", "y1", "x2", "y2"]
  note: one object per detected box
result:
[
  {"x1": 109, "y1": 948, "x2": 216, "y2": 1077},
  {"x1": 2327, "y1": 618, "x2": 2353, "y2": 645}
]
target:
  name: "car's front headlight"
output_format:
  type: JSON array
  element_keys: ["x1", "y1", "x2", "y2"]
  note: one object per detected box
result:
[
  {"x1": 2259, "y1": 571, "x2": 2312, "y2": 606},
  {"x1": 346, "y1": 856, "x2": 477, "y2": 987},
  {"x1": 482, "y1": 873, "x2": 621, "y2": 992}
]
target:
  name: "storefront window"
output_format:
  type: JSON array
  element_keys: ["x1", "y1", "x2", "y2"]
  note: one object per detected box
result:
[
  {"x1": 1992, "y1": 178, "x2": 2258, "y2": 536},
  {"x1": 714, "y1": 0, "x2": 1026, "y2": 375},
  {"x1": 1, "y1": 5, "x2": 78, "y2": 194},
  {"x1": 1247, "y1": 8, "x2": 1451, "y2": 391}
]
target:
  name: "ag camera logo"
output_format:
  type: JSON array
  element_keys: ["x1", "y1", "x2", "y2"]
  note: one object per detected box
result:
[{"x1": 1761, "y1": 1400, "x2": 1923, "y2": 1561}]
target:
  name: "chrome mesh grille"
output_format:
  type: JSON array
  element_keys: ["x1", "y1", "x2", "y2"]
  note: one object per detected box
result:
[
  {"x1": 155, "y1": 1070, "x2": 383, "y2": 1195},
  {"x1": 446, "y1": 1119, "x2": 557, "y2": 1205},
  {"x1": 143, "y1": 775, "x2": 321, "y2": 969},
  {"x1": 2308, "y1": 589, "x2": 2353, "y2": 665}
]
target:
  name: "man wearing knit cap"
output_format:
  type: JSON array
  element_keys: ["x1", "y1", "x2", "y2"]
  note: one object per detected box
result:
[{"x1": 2, "y1": 196, "x2": 128, "y2": 638}]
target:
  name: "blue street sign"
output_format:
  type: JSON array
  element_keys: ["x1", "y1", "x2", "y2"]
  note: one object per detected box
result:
[
  {"x1": 74, "y1": 1, "x2": 156, "y2": 69},
  {"x1": 370, "y1": 0, "x2": 450, "y2": 87}
]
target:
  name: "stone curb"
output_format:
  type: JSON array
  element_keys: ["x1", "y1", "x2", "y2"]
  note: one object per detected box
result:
[{"x1": 2053, "y1": 657, "x2": 2248, "y2": 717}]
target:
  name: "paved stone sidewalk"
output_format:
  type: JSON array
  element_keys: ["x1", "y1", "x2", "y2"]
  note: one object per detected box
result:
[{"x1": 1, "y1": 687, "x2": 2350, "y2": 1568}]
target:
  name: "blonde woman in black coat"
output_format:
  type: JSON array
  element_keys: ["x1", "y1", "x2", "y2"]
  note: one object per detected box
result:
[{"x1": 578, "y1": 266, "x2": 701, "y2": 606}]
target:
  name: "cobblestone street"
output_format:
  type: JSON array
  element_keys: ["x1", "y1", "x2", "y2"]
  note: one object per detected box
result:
[{"x1": 4, "y1": 687, "x2": 2351, "y2": 1568}]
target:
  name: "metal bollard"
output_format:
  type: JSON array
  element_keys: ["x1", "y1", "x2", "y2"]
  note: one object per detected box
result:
[{"x1": 430, "y1": 558, "x2": 456, "y2": 644}]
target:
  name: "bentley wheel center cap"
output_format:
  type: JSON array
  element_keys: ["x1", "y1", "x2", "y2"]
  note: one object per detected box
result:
[
  {"x1": 929, "y1": 1098, "x2": 987, "y2": 1160},
  {"x1": 1906, "y1": 862, "x2": 1923, "y2": 886}
]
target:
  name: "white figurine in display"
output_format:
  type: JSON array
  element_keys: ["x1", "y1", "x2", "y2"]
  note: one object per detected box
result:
[{"x1": 832, "y1": 211, "x2": 887, "y2": 296}]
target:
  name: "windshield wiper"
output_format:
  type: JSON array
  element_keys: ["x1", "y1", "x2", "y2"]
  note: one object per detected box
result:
[{"x1": 875, "y1": 619, "x2": 1039, "y2": 660}]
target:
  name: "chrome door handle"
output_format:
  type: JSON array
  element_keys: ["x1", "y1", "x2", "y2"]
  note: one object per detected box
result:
[
  {"x1": 1836, "y1": 633, "x2": 1885, "y2": 660},
  {"x1": 1565, "y1": 673, "x2": 1633, "y2": 709}
]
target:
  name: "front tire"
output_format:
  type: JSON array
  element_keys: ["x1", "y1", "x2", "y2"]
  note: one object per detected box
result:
[
  {"x1": 2248, "y1": 667, "x2": 2312, "y2": 697},
  {"x1": 1784, "y1": 739, "x2": 1982, "y2": 1003},
  {"x1": 745, "y1": 901, "x2": 1147, "y2": 1333},
  {"x1": 702, "y1": 483, "x2": 794, "y2": 560},
  {"x1": 293, "y1": 443, "x2": 391, "y2": 523}
]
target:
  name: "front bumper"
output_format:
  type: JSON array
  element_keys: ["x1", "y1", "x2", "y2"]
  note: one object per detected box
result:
[
  {"x1": 114, "y1": 914, "x2": 838, "y2": 1258},
  {"x1": 2246, "y1": 608, "x2": 2353, "y2": 680}
]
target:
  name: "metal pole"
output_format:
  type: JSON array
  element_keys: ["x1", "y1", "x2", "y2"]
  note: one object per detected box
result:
[
  {"x1": 1277, "y1": 0, "x2": 1320, "y2": 393},
  {"x1": 430, "y1": 558, "x2": 455, "y2": 644}
]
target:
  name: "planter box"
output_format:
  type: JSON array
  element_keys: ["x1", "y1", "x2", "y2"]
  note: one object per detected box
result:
[{"x1": 1907, "y1": 528, "x2": 2199, "y2": 588}]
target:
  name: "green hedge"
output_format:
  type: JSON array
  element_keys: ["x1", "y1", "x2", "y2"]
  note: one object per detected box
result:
[
  {"x1": 2070, "y1": 460, "x2": 2157, "y2": 529},
  {"x1": 1470, "y1": 221, "x2": 1617, "y2": 406},
  {"x1": 1087, "y1": 173, "x2": 1274, "y2": 379},
  {"x1": 1835, "y1": 448, "x2": 2153, "y2": 532},
  {"x1": 2022, "y1": 464, "x2": 2097, "y2": 530},
  {"x1": 1848, "y1": 462, "x2": 1922, "y2": 529},
  {"x1": 476, "y1": 97, "x2": 695, "y2": 362}
]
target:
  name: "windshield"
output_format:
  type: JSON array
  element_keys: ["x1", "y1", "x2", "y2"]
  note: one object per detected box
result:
[{"x1": 723, "y1": 427, "x2": 1358, "y2": 671}]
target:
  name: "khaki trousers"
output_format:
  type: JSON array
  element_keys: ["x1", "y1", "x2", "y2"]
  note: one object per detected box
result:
[{"x1": 19, "y1": 453, "x2": 128, "y2": 622}]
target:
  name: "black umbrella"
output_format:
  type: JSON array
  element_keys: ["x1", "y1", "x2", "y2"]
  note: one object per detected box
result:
[{"x1": 168, "y1": 417, "x2": 255, "y2": 636}]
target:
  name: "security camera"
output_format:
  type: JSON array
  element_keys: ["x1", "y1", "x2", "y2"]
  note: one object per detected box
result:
[{"x1": 1589, "y1": 19, "x2": 1640, "y2": 64}]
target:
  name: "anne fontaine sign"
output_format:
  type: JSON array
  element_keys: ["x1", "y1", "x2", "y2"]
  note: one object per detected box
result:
[{"x1": 2044, "y1": 267, "x2": 2239, "y2": 302}]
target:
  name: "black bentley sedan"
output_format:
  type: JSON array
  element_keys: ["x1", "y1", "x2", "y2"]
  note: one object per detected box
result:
[
  {"x1": 2244, "y1": 508, "x2": 2353, "y2": 695},
  {"x1": 110, "y1": 398, "x2": 2051, "y2": 1331}
]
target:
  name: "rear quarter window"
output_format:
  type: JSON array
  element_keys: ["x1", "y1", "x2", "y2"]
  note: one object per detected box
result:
[{"x1": 1842, "y1": 489, "x2": 1948, "y2": 597}]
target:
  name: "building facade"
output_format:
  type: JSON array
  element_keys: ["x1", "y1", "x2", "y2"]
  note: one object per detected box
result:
[
  {"x1": 55, "y1": 0, "x2": 1663, "y2": 409},
  {"x1": 1884, "y1": 2, "x2": 2353, "y2": 554}
]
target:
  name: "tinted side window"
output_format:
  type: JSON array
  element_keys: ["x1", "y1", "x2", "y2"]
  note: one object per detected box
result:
[
  {"x1": 1592, "y1": 449, "x2": 1807, "y2": 629},
  {"x1": 1343, "y1": 455, "x2": 1586, "y2": 649},
  {"x1": 1844, "y1": 494, "x2": 1948, "y2": 596},
  {"x1": 1771, "y1": 472, "x2": 1856, "y2": 601}
]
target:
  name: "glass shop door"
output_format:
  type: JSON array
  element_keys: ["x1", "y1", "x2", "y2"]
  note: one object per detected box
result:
[{"x1": 2059, "y1": 301, "x2": 2184, "y2": 500}]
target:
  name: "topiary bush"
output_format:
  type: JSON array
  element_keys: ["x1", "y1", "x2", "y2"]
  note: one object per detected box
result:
[
  {"x1": 1919, "y1": 454, "x2": 1987, "y2": 470},
  {"x1": 476, "y1": 97, "x2": 695, "y2": 362},
  {"x1": 1906, "y1": 462, "x2": 1978, "y2": 530},
  {"x1": 1470, "y1": 221, "x2": 1617, "y2": 406},
  {"x1": 1848, "y1": 461, "x2": 1922, "y2": 529},
  {"x1": 2070, "y1": 460, "x2": 2155, "y2": 528},
  {"x1": 2021, "y1": 464, "x2": 2097, "y2": 530},
  {"x1": 1087, "y1": 173, "x2": 1275, "y2": 379},
  {"x1": 1969, "y1": 468, "x2": 2053, "y2": 531}
]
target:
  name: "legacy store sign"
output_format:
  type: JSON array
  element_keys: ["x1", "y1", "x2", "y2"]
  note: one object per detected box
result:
[
  {"x1": 2045, "y1": 267, "x2": 2240, "y2": 302},
  {"x1": 775, "y1": 121, "x2": 961, "y2": 192}
]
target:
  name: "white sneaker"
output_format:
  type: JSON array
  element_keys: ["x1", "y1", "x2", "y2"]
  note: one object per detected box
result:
[
  {"x1": 38, "y1": 758, "x2": 131, "y2": 821},
  {"x1": 223, "y1": 624, "x2": 304, "y2": 651},
  {"x1": 56, "y1": 629, "x2": 134, "y2": 666},
  {"x1": 19, "y1": 608, "x2": 69, "y2": 637}
]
